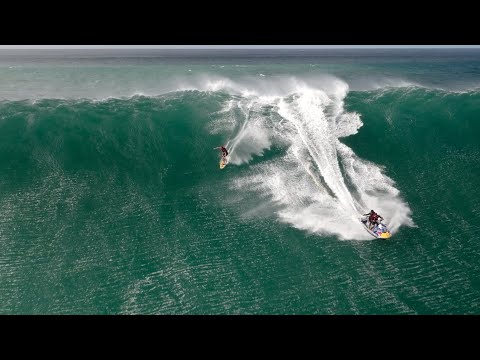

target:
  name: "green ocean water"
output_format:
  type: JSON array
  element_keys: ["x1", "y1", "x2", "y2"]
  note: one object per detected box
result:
[{"x1": 1, "y1": 49, "x2": 480, "y2": 314}]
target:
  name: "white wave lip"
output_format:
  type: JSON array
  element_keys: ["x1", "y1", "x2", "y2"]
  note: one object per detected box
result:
[{"x1": 210, "y1": 75, "x2": 413, "y2": 240}]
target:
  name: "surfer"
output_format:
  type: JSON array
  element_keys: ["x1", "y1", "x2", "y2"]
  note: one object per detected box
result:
[
  {"x1": 214, "y1": 145, "x2": 229, "y2": 159},
  {"x1": 363, "y1": 210, "x2": 383, "y2": 229}
]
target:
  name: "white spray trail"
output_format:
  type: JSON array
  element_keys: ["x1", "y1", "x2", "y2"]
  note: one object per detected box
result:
[
  {"x1": 225, "y1": 101, "x2": 253, "y2": 156},
  {"x1": 277, "y1": 88, "x2": 358, "y2": 214}
]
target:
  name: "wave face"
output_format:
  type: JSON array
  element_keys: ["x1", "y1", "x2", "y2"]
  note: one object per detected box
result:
[{"x1": 1, "y1": 51, "x2": 480, "y2": 314}]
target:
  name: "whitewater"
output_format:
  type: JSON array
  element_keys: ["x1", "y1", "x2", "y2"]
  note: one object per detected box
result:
[{"x1": 195, "y1": 75, "x2": 414, "y2": 239}]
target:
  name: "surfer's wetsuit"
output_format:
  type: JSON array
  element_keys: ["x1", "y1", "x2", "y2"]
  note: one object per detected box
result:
[{"x1": 220, "y1": 146, "x2": 228, "y2": 157}]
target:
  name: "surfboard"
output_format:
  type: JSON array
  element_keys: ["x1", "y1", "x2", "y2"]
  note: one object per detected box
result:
[{"x1": 220, "y1": 156, "x2": 228, "y2": 169}]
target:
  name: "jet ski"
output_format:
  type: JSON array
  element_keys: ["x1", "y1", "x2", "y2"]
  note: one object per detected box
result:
[{"x1": 361, "y1": 216, "x2": 392, "y2": 239}]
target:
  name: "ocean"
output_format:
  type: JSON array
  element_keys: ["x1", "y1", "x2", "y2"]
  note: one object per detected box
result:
[{"x1": 0, "y1": 49, "x2": 479, "y2": 314}]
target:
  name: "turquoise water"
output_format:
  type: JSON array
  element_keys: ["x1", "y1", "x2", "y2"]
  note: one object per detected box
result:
[{"x1": 0, "y1": 49, "x2": 479, "y2": 314}]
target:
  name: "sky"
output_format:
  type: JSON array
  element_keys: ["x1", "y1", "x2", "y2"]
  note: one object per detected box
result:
[{"x1": 0, "y1": 45, "x2": 479, "y2": 49}]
